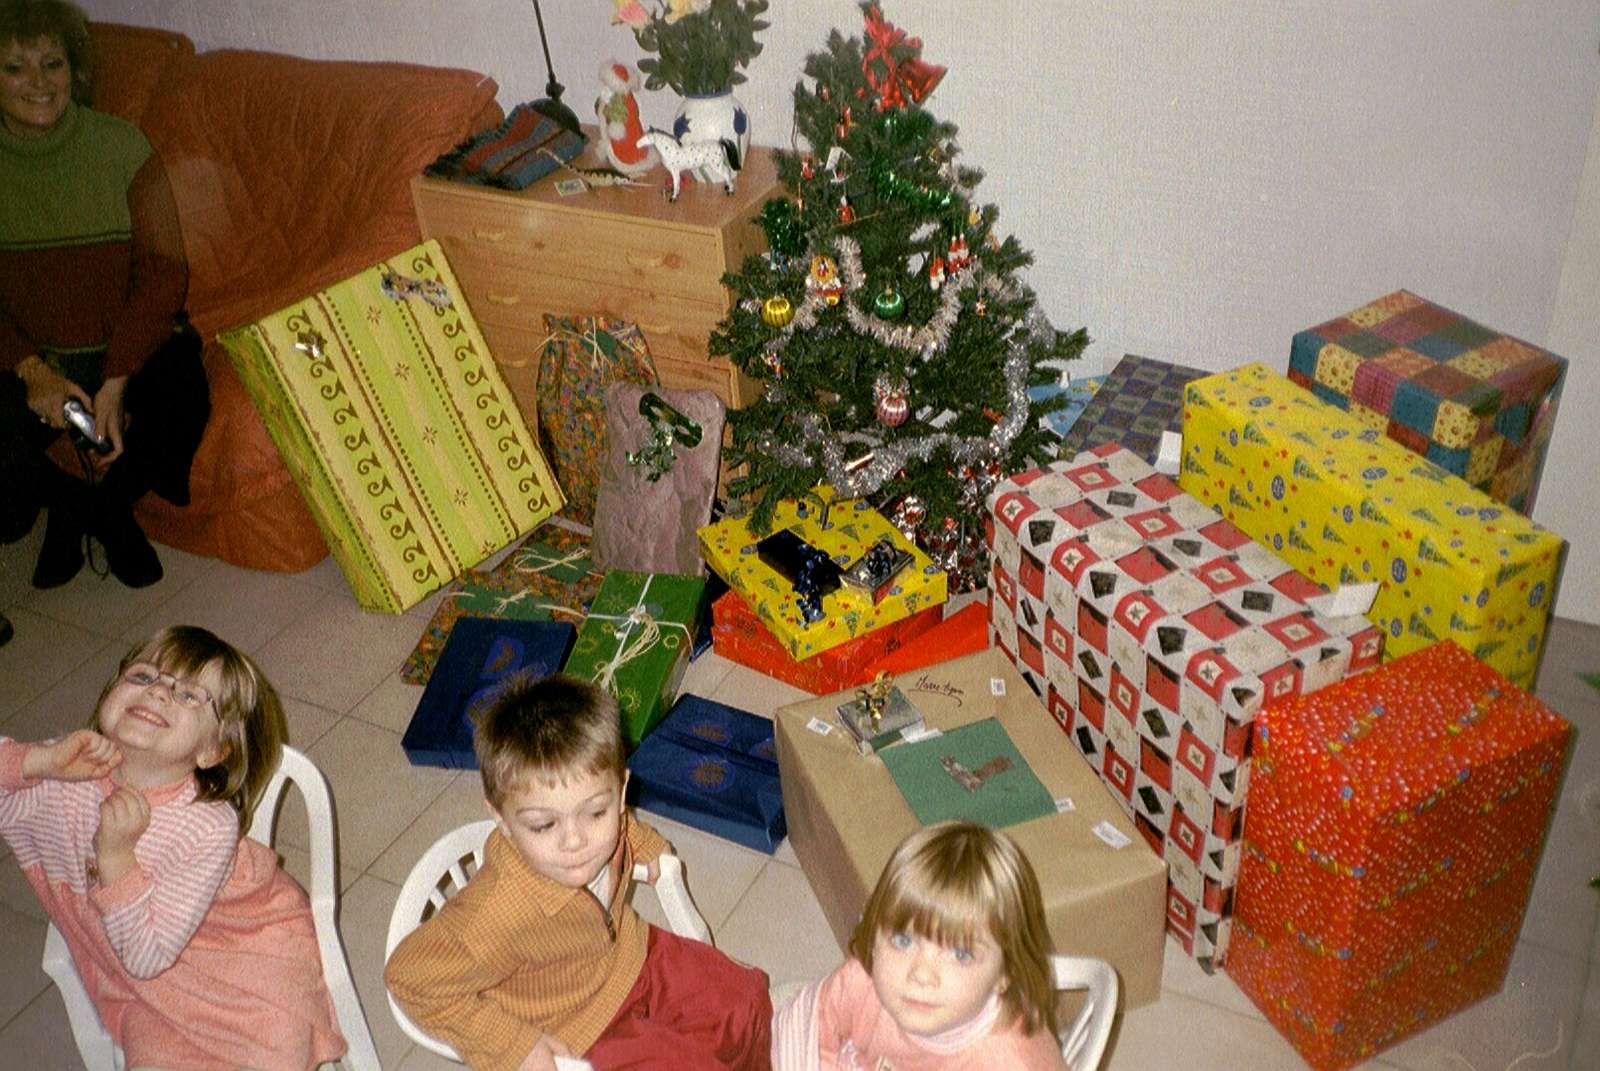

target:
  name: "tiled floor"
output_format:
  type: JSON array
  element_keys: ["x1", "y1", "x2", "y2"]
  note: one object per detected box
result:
[{"x1": 2, "y1": 520, "x2": 1597, "y2": 1070}]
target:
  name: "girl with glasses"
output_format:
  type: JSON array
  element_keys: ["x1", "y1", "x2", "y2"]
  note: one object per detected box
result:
[{"x1": 0, "y1": 625, "x2": 347, "y2": 1071}]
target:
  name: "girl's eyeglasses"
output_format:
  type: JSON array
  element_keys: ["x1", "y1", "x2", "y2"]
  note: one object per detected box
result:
[{"x1": 123, "y1": 664, "x2": 214, "y2": 712}]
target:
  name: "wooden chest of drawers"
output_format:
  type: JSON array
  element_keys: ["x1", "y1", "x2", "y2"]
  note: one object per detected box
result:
[{"x1": 410, "y1": 143, "x2": 779, "y2": 429}]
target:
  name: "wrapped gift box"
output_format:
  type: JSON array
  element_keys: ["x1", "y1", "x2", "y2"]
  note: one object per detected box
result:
[
  {"x1": 698, "y1": 488, "x2": 948, "y2": 662},
  {"x1": 1029, "y1": 373, "x2": 1106, "y2": 439},
  {"x1": 1288, "y1": 290, "x2": 1566, "y2": 514},
  {"x1": 987, "y1": 442, "x2": 1384, "y2": 969},
  {"x1": 564, "y1": 571, "x2": 705, "y2": 747},
  {"x1": 862, "y1": 602, "x2": 992, "y2": 678},
  {"x1": 774, "y1": 649, "x2": 1168, "y2": 1007},
  {"x1": 627, "y1": 694, "x2": 785, "y2": 853},
  {"x1": 218, "y1": 240, "x2": 563, "y2": 612},
  {"x1": 710, "y1": 589, "x2": 941, "y2": 696},
  {"x1": 1051, "y1": 354, "x2": 1209, "y2": 464},
  {"x1": 1180, "y1": 362, "x2": 1566, "y2": 690},
  {"x1": 401, "y1": 525, "x2": 604, "y2": 684},
  {"x1": 1226, "y1": 641, "x2": 1572, "y2": 1071},
  {"x1": 402, "y1": 617, "x2": 576, "y2": 768}
]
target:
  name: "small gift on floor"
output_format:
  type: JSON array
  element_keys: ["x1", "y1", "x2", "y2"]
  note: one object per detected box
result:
[
  {"x1": 536, "y1": 315, "x2": 659, "y2": 525},
  {"x1": 401, "y1": 525, "x2": 604, "y2": 685},
  {"x1": 592, "y1": 384, "x2": 725, "y2": 576},
  {"x1": 563, "y1": 570, "x2": 706, "y2": 747},
  {"x1": 218, "y1": 240, "x2": 563, "y2": 612},
  {"x1": 1226, "y1": 641, "x2": 1572, "y2": 1071},
  {"x1": 698, "y1": 487, "x2": 948, "y2": 662},
  {"x1": 402, "y1": 617, "x2": 577, "y2": 768},
  {"x1": 1028, "y1": 373, "x2": 1106, "y2": 440},
  {"x1": 709, "y1": 589, "x2": 942, "y2": 696},
  {"x1": 626, "y1": 694, "x2": 786, "y2": 853},
  {"x1": 1288, "y1": 289, "x2": 1566, "y2": 514}
]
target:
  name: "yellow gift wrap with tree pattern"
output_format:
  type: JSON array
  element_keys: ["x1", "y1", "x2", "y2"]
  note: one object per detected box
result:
[
  {"x1": 698, "y1": 487, "x2": 948, "y2": 661},
  {"x1": 219, "y1": 240, "x2": 564, "y2": 613},
  {"x1": 1178, "y1": 363, "x2": 1564, "y2": 689}
]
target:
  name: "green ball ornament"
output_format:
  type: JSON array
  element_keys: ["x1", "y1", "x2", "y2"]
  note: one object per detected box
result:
[{"x1": 874, "y1": 287, "x2": 906, "y2": 321}]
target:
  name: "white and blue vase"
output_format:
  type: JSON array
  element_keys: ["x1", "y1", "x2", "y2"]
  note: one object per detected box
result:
[{"x1": 673, "y1": 88, "x2": 750, "y2": 169}]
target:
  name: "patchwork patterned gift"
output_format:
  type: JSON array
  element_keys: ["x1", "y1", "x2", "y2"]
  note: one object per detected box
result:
[
  {"x1": 1051, "y1": 353, "x2": 1209, "y2": 464},
  {"x1": 698, "y1": 488, "x2": 948, "y2": 662},
  {"x1": 1180, "y1": 362, "x2": 1565, "y2": 689},
  {"x1": 401, "y1": 525, "x2": 604, "y2": 684},
  {"x1": 536, "y1": 315, "x2": 659, "y2": 525},
  {"x1": 218, "y1": 240, "x2": 563, "y2": 612},
  {"x1": 1288, "y1": 290, "x2": 1565, "y2": 514},
  {"x1": 987, "y1": 443, "x2": 1384, "y2": 969},
  {"x1": 1227, "y1": 641, "x2": 1572, "y2": 1071},
  {"x1": 563, "y1": 570, "x2": 705, "y2": 747}
]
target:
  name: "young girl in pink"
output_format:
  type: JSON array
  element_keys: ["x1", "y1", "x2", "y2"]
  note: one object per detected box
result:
[
  {"x1": 773, "y1": 821, "x2": 1066, "y2": 1070},
  {"x1": 0, "y1": 625, "x2": 346, "y2": 1071}
]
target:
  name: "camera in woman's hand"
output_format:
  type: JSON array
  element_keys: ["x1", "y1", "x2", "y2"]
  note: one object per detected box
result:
[{"x1": 62, "y1": 398, "x2": 113, "y2": 454}]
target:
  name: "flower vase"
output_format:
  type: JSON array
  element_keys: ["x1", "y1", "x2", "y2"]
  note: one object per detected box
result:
[{"x1": 672, "y1": 88, "x2": 750, "y2": 170}]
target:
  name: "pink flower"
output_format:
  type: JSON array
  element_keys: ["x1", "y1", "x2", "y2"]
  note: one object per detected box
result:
[{"x1": 610, "y1": 0, "x2": 650, "y2": 29}]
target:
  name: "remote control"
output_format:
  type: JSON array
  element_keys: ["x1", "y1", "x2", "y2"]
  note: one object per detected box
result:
[{"x1": 62, "y1": 398, "x2": 113, "y2": 454}]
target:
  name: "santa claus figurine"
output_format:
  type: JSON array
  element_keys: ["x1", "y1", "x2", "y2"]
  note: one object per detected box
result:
[{"x1": 595, "y1": 61, "x2": 657, "y2": 175}]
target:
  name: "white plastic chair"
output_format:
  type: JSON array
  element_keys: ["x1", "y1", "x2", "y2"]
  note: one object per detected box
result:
[
  {"x1": 384, "y1": 818, "x2": 711, "y2": 1067},
  {"x1": 41, "y1": 746, "x2": 382, "y2": 1071},
  {"x1": 1053, "y1": 953, "x2": 1119, "y2": 1071}
]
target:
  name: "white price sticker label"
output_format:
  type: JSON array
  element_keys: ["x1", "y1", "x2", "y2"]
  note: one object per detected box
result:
[
  {"x1": 1091, "y1": 820, "x2": 1132, "y2": 850},
  {"x1": 1054, "y1": 796, "x2": 1076, "y2": 814},
  {"x1": 989, "y1": 677, "x2": 1006, "y2": 696},
  {"x1": 806, "y1": 717, "x2": 834, "y2": 737}
]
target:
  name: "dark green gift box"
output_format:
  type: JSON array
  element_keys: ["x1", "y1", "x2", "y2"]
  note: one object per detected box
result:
[{"x1": 564, "y1": 571, "x2": 706, "y2": 746}]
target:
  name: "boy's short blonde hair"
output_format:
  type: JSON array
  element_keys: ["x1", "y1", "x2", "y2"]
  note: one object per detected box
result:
[
  {"x1": 94, "y1": 626, "x2": 287, "y2": 833},
  {"x1": 849, "y1": 820, "x2": 1059, "y2": 1038},
  {"x1": 472, "y1": 673, "x2": 624, "y2": 808}
]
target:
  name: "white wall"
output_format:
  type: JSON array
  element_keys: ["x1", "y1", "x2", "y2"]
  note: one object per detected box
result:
[{"x1": 81, "y1": 0, "x2": 1600, "y2": 623}]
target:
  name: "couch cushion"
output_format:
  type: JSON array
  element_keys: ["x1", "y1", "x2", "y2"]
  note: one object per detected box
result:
[
  {"x1": 136, "y1": 49, "x2": 499, "y2": 338},
  {"x1": 87, "y1": 22, "x2": 194, "y2": 125}
]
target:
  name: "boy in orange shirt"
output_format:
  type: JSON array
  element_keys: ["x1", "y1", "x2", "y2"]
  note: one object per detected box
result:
[{"x1": 385, "y1": 674, "x2": 771, "y2": 1071}]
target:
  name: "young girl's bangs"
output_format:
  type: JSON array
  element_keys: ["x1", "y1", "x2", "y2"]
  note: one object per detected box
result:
[{"x1": 879, "y1": 872, "x2": 990, "y2": 951}]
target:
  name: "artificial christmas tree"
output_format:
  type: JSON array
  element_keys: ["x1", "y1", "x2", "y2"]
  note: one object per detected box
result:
[{"x1": 712, "y1": 2, "x2": 1087, "y2": 590}]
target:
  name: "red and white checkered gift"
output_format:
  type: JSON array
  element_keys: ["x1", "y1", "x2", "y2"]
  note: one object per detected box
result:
[{"x1": 986, "y1": 442, "x2": 1383, "y2": 969}]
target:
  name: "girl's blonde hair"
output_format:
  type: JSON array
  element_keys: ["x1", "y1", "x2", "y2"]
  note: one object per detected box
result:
[
  {"x1": 93, "y1": 626, "x2": 287, "y2": 832},
  {"x1": 849, "y1": 820, "x2": 1059, "y2": 1038}
]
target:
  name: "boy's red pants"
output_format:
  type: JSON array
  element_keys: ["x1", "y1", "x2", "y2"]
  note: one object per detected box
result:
[{"x1": 585, "y1": 925, "x2": 773, "y2": 1071}]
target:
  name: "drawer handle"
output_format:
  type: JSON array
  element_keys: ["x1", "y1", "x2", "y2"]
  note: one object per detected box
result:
[
  {"x1": 472, "y1": 227, "x2": 507, "y2": 242},
  {"x1": 486, "y1": 292, "x2": 521, "y2": 306},
  {"x1": 624, "y1": 251, "x2": 673, "y2": 270}
]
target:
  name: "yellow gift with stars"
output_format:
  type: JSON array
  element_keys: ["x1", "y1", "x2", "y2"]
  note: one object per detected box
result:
[
  {"x1": 697, "y1": 488, "x2": 948, "y2": 661},
  {"x1": 1179, "y1": 363, "x2": 1565, "y2": 689}
]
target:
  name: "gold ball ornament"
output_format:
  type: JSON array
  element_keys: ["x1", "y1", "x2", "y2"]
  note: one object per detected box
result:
[{"x1": 761, "y1": 296, "x2": 795, "y2": 327}]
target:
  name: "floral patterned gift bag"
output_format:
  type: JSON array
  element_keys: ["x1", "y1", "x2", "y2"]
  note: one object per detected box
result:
[{"x1": 535, "y1": 315, "x2": 659, "y2": 524}]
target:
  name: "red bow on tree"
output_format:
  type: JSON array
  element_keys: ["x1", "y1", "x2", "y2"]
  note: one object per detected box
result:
[{"x1": 861, "y1": 3, "x2": 945, "y2": 110}]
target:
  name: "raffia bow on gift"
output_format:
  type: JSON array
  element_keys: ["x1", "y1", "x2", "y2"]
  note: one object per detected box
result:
[
  {"x1": 584, "y1": 576, "x2": 691, "y2": 703},
  {"x1": 513, "y1": 544, "x2": 592, "y2": 576}
]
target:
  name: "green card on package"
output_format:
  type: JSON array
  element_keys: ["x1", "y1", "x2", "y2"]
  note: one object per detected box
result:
[
  {"x1": 563, "y1": 570, "x2": 705, "y2": 747},
  {"x1": 879, "y1": 718, "x2": 1056, "y2": 829}
]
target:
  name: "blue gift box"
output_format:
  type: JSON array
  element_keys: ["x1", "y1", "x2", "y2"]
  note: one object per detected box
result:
[
  {"x1": 626, "y1": 694, "x2": 786, "y2": 853},
  {"x1": 402, "y1": 616, "x2": 576, "y2": 768}
]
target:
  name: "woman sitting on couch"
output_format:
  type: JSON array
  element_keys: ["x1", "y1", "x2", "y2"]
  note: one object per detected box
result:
[{"x1": 0, "y1": 0, "x2": 208, "y2": 592}]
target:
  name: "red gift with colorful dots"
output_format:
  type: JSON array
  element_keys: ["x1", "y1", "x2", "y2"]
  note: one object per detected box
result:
[
  {"x1": 986, "y1": 442, "x2": 1384, "y2": 970},
  {"x1": 1226, "y1": 640, "x2": 1571, "y2": 1071}
]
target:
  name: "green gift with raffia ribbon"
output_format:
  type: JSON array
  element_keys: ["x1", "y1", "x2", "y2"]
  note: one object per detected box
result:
[
  {"x1": 564, "y1": 570, "x2": 706, "y2": 747},
  {"x1": 219, "y1": 240, "x2": 563, "y2": 612}
]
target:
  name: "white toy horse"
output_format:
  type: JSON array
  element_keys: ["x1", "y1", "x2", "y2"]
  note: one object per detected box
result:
[{"x1": 636, "y1": 129, "x2": 740, "y2": 201}]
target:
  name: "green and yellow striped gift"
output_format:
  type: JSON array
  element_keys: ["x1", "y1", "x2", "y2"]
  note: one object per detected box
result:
[{"x1": 219, "y1": 240, "x2": 564, "y2": 612}]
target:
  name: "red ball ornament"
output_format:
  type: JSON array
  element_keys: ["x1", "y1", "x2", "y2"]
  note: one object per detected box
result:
[{"x1": 875, "y1": 392, "x2": 909, "y2": 428}]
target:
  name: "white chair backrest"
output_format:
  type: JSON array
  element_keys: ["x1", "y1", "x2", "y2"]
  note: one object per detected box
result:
[
  {"x1": 41, "y1": 746, "x2": 380, "y2": 1071},
  {"x1": 384, "y1": 819, "x2": 711, "y2": 1066},
  {"x1": 1053, "y1": 953, "x2": 1118, "y2": 1071}
]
